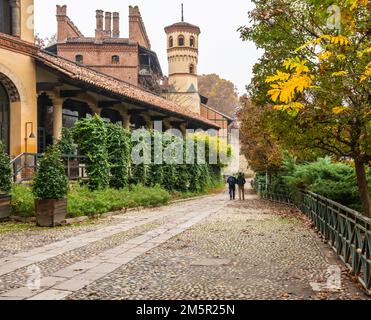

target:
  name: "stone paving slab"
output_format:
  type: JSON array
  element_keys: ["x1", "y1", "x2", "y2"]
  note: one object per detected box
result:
[
  {"x1": 0, "y1": 198, "x2": 226, "y2": 300},
  {"x1": 28, "y1": 289, "x2": 73, "y2": 301},
  {"x1": 0, "y1": 210, "x2": 172, "y2": 278},
  {"x1": 30, "y1": 206, "x2": 224, "y2": 299}
]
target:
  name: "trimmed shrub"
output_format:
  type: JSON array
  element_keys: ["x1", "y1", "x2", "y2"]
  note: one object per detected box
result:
[{"x1": 33, "y1": 145, "x2": 68, "y2": 200}]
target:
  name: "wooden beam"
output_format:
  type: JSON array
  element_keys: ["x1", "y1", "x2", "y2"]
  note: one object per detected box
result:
[
  {"x1": 98, "y1": 101, "x2": 121, "y2": 109},
  {"x1": 60, "y1": 90, "x2": 85, "y2": 98},
  {"x1": 151, "y1": 115, "x2": 169, "y2": 121},
  {"x1": 36, "y1": 82, "x2": 62, "y2": 92},
  {"x1": 127, "y1": 109, "x2": 146, "y2": 115}
]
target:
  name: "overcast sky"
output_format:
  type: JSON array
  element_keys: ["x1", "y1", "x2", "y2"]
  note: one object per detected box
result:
[{"x1": 34, "y1": 0, "x2": 262, "y2": 95}]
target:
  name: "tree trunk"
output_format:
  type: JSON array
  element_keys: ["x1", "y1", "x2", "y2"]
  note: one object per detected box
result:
[{"x1": 355, "y1": 159, "x2": 371, "y2": 218}]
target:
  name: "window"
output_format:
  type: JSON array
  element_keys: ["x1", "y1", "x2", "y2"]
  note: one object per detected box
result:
[
  {"x1": 169, "y1": 36, "x2": 173, "y2": 48},
  {"x1": 101, "y1": 109, "x2": 122, "y2": 125},
  {"x1": 112, "y1": 55, "x2": 120, "y2": 63},
  {"x1": 189, "y1": 64, "x2": 195, "y2": 74},
  {"x1": 0, "y1": 0, "x2": 12, "y2": 35},
  {"x1": 178, "y1": 35, "x2": 184, "y2": 46},
  {"x1": 75, "y1": 55, "x2": 83, "y2": 64},
  {"x1": 62, "y1": 100, "x2": 92, "y2": 129},
  {"x1": 190, "y1": 36, "x2": 195, "y2": 47}
]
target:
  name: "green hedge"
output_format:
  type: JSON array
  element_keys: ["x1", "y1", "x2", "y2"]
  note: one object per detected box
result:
[{"x1": 10, "y1": 184, "x2": 171, "y2": 218}]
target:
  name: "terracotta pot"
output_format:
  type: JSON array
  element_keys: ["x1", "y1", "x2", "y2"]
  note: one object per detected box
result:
[
  {"x1": 35, "y1": 198, "x2": 67, "y2": 227},
  {"x1": 0, "y1": 194, "x2": 11, "y2": 219}
]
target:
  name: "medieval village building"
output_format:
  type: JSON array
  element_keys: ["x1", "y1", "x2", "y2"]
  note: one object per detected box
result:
[{"x1": 0, "y1": 1, "x2": 233, "y2": 165}]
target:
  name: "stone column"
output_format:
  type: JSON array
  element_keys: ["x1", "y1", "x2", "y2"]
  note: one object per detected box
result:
[
  {"x1": 163, "y1": 119, "x2": 172, "y2": 131},
  {"x1": 123, "y1": 113, "x2": 131, "y2": 131},
  {"x1": 142, "y1": 114, "x2": 153, "y2": 130},
  {"x1": 180, "y1": 124, "x2": 187, "y2": 137},
  {"x1": 89, "y1": 103, "x2": 101, "y2": 115},
  {"x1": 9, "y1": 0, "x2": 21, "y2": 37},
  {"x1": 53, "y1": 98, "x2": 64, "y2": 142}
]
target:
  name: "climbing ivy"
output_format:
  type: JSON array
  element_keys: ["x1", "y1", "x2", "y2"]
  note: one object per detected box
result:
[
  {"x1": 131, "y1": 128, "x2": 151, "y2": 186},
  {"x1": 68, "y1": 118, "x2": 227, "y2": 193},
  {"x1": 73, "y1": 115, "x2": 110, "y2": 191},
  {"x1": 0, "y1": 141, "x2": 11, "y2": 194},
  {"x1": 147, "y1": 130, "x2": 164, "y2": 187},
  {"x1": 107, "y1": 123, "x2": 131, "y2": 189},
  {"x1": 56, "y1": 127, "x2": 77, "y2": 155}
]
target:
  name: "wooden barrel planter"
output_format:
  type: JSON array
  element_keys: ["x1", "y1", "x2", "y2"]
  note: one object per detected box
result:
[
  {"x1": 35, "y1": 199, "x2": 67, "y2": 227},
  {"x1": 0, "y1": 194, "x2": 11, "y2": 219}
]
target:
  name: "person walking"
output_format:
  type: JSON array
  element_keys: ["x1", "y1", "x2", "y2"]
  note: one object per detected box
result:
[
  {"x1": 237, "y1": 172, "x2": 246, "y2": 201},
  {"x1": 227, "y1": 175, "x2": 237, "y2": 200}
]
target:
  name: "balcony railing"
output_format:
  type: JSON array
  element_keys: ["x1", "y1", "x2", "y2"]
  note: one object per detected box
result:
[
  {"x1": 252, "y1": 181, "x2": 371, "y2": 295},
  {"x1": 10, "y1": 153, "x2": 89, "y2": 183}
]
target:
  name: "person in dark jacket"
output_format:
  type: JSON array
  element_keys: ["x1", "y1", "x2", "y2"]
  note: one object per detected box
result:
[
  {"x1": 227, "y1": 175, "x2": 237, "y2": 200},
  {"x1": 237, "y1": 172, "x2": 246, "y2": 201}
]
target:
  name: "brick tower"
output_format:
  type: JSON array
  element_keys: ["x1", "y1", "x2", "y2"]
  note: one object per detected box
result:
[{"x1": 164, "y1": 6, "x2": 201, "y2": 114}]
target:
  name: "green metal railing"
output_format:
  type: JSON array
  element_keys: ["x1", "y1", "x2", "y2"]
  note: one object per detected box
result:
[{"x1": 252, "y1": 181, "x2": 371, "y2": 295}]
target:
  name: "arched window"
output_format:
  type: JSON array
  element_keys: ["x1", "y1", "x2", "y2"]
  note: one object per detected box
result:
[
  {"x1": 178, "y1": 35, "x2": 184, "y2": 46},
  {"x1": 75, "y1": 55, "x2": 83, "y2": 64},
  {"x1": 190, "y1": 36, "x2": 195, "y2": 47},
  {"x1": 0, "y1": 0, "x2": 12, "y2": 35},
  {"x1": 189, "y1": 64, "x2": 195, "y2": 74},
  {"x1": 112, "y1": 55, "x2": 120, "y2": 63},
  {"x1": 169, "y1": 36, "x2": 173, "y2": 48}
]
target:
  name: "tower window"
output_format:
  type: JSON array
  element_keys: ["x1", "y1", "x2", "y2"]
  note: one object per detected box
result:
[
  {"x1": 75, "y1": 55, "x2": 83, "y2": 64},
  {"x1": 189, "y1": 64, "x2": 195, "y2": 74},
  {"x1": 0, "y1": 0, "x2": 12, "y2": 35},
  {"x1": 178, "y1": 35, "x2": 184, "y2": 46},
  {"x1": 112, "y1": 55, "x2": 120, "y2": 63},
  {"x1": 169, "y1": 36, "x2": 173, "y2": 48},
  {"x1": 190, "y1": 36, "x2": 195, "y2": 47}
]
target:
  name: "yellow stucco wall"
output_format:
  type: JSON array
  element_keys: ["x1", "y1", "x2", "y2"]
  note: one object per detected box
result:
[{"x1": 0, "y1": 48, "x2": 37, "y2": 157}]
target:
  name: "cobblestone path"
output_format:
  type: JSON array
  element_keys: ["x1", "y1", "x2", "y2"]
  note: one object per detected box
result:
[{"x1": 0, "y1": 186, "x2": 368, "y2": 300}]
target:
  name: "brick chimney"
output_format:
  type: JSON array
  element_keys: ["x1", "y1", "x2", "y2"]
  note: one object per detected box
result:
[
  {"x1": 112, "y1": 12, "x2": 120, "y2": 38},
  {"x1": 95, "y1": 9, "x2": 104, "y2": 40},
  {"x1": 105, "y1": 12, "x2": 112, "y2": 37},
  {"x1": 56, "y1": 5, "x2": 84, "y2": 43},
  {"x1": 56, "y1": 5, "x2": 68, "y2": 42},
  {"x1": 129, "y1": 6, "x2": 151, "y2": 49}
]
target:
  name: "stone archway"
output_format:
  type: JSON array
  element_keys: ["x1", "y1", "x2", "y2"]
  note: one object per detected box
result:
[
  {"x1": 0, "y1": 72, "x2": 21, "y2": 153},
  {"x1": 0, "y1": 82, "x2": 10, "y2": 152}
]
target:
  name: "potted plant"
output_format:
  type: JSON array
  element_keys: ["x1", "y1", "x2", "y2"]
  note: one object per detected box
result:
[
  {"x1": 33, "y1": 145, "x2": 69, "y2": 227},
  {"x1": 0, "y1": 142, "x2": 11, "y2": 219}
]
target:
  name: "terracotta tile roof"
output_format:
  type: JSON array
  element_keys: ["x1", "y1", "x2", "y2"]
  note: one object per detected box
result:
[{"x1": 36, "y1": 51, "x2": 219, "y2": 129}]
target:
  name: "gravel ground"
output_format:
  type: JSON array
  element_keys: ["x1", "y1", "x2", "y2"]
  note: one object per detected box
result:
[
  {"x1": 0, "y1": 218, "x2": 168, "y2": 293},
  {"x1": 0, "y1": 205, "x2": 175, "y2": 259},
  {"x1": 0, "y1": 187, "x2": 368, "y2": 300},
  {"x1": 68, "y1": 191, "x2": 369, "y2": 300}
]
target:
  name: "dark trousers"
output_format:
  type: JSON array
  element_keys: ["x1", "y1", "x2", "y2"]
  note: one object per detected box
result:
[{"x1": 229, "y1": 187, "x2": 236, "y2": 200}]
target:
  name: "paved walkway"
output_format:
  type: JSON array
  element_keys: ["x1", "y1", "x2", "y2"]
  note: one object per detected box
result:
[{"x1": 0, "y1": 186, "x2": 368, "y2": 300}]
